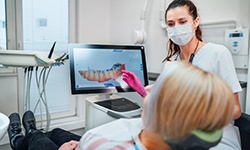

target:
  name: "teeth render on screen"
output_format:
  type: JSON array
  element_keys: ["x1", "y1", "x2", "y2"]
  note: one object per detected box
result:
[{"x1": 78, "y1": 63, "x2": 126, "y2": 82}]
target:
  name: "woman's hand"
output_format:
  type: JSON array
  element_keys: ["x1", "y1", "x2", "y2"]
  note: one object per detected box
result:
[
  {"x1": 58, "y1": 140, "x2": 79, "y2": 150},
  {"x1": 122, "y1": 70, "x2": 146, "y2": 97}
]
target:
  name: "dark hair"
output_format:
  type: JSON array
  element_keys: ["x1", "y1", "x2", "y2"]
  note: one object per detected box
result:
[{"x1": 162, "y1": 0, "x2": 203, "y2": 62}]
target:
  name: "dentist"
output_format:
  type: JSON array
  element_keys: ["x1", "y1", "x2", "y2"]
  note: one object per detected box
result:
[{"x1": 122, "y1": 0, "x2": 242, "y2": 149}]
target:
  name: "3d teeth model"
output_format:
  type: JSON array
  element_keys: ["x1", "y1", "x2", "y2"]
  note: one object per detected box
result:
[{"x1": 78, "y1": 63, "x2": 126, "y2": 82}]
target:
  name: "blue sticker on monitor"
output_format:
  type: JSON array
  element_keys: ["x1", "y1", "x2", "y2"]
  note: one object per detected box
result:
[
  {"x1": 140, "y1": 64, "x2": 143, "y2": 70},
  {"x1": 113, "y1": 49, "x2": 123, "y2": 52},
  {"x1": 104, "y1": 83, "x2": 115, "y2": 87}
]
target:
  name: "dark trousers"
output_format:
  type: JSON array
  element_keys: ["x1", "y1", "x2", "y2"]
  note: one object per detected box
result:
[{"x1": 14, "y1": 128, "x2": 81, "y2": 150}]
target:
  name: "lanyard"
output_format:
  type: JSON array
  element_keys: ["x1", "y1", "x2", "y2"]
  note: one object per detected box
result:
[{"x1": 175, "y1": 41, "x2": 200, "y2": 64}]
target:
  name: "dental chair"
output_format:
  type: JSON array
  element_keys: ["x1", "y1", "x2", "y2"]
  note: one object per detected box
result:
[{"x1": 234, "y1": 113, "x2": 250, "y2": 150}]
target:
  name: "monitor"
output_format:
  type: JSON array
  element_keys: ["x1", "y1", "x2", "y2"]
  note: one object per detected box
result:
[{"x1": 69, "y1": 43, "x2": 149, "y2": 95}]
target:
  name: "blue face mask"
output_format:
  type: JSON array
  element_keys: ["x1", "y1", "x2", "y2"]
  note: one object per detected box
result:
[{"x1": 167, "y1": 23, "x2": 194, "y2": 46}]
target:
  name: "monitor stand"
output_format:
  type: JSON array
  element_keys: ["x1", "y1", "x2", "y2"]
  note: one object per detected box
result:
[
  {"x1": 97, "y1": 93, "x2": 117, "y2": 101},
  {"x1": 87, "y1": 93, "x2": 132, "y2": 102},
  {"x1": 85, "y1": 93, "x2": 142, "y2": 130}
]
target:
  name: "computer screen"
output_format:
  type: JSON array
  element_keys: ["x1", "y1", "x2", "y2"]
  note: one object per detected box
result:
[{"x1": 69, "y1": 44, "x2": 149, "y2": 94}]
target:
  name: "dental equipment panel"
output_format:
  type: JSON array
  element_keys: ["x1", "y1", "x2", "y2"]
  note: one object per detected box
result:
[
  {"x1": 0, "y1": 50, "x2": 57, "y2": 67},
  {"x1": 0, "y1": 42, "x2": 68, "y2": 131},
  {"x1": 225, "y1": 29, "x2": 249, "y2": 68}
]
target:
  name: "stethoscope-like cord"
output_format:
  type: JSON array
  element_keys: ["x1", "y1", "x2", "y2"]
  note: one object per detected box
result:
[{"x1": 188, "y1": 40, "x2": 200, "y2": 64}]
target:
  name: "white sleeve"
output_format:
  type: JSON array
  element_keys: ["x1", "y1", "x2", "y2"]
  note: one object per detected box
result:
[{"x1": 217, "y1": 48, "x2": 242, "y2": 93}]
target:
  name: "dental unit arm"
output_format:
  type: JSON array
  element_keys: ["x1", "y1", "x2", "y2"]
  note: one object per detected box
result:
[
  {"x1": 0, "y1": 42, "x2": 68, "y2": 131},
  {"x1": 0, "y1": 50, "x2": 67, "y2": 67}
]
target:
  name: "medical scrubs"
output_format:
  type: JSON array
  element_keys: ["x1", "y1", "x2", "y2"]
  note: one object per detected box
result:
[{"x1": 170, "y1": 42, "x2": 242, "y2": 150}]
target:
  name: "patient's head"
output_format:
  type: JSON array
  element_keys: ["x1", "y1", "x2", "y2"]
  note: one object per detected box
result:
[{"x1": 143, "y1": 62, "x2": 234, "y2": 141}]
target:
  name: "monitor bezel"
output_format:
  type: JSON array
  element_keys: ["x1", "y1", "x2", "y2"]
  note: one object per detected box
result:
[{"x1": 69, "y1": 43, "x2": 149, "y2": 95}]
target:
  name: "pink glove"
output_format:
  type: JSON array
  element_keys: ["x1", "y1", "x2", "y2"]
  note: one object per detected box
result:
[{"x1": 121, "y1": 70, "x2": 146, "y2": 98}]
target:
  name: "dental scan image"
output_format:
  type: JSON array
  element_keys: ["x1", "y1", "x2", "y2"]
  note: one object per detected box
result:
[{"x1": 69, "y1": 44, "x2": 148, "y2": 94}]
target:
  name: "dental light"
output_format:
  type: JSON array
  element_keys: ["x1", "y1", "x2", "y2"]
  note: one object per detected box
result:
[{"x1": 0, "y1": 42, "x2": 68, "y2": 131}]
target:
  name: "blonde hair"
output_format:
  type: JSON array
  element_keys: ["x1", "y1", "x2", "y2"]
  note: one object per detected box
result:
[{"x1": 144, "y1": 61, "x2": 234, "y2": 141}]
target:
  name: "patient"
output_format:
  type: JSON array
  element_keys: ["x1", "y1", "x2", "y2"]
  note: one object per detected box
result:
[{"x1": 8, "y1": 62, "x2": 235, "y2": 150}]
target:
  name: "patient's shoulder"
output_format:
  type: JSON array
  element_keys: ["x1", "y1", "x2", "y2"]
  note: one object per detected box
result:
[
  {"x1": 91, "y1": 118, "x2": 143, "y2": 134},
  {"x1": 78, "y1": 118, "x2": 143, "y2": 150}
]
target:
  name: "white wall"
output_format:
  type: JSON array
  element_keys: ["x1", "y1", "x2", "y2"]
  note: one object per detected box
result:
[
  {"x1": 77, "y1": 0, "x2": 250, "y2": 73},
  {"x1": 110, "y1": 0, "x2": 145, "y2": 44},
  {"x1": 76, "y1": 0, "x2": 110, "y2": 43},
  {"x1": 76, "y1": 0, "x2": 250, "y2": 111}
]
